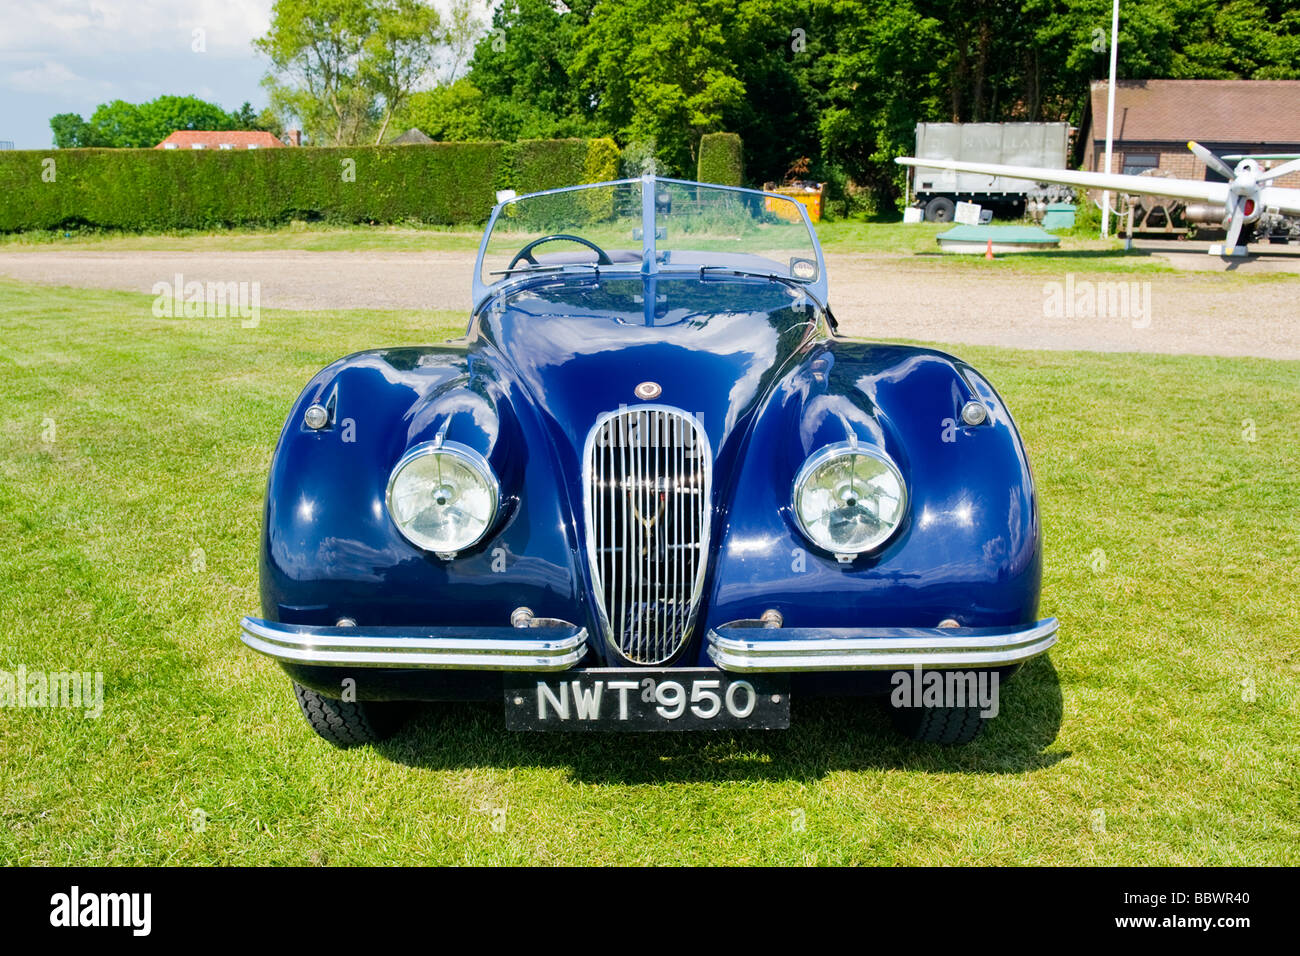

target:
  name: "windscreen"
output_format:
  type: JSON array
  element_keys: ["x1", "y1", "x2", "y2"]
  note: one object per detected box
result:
[
  {"x1": 479, "y1": 182, "x2": 643, "y2": 286},
  {"x1": 478, "y1": 179, "x2": 820, "y2": 289},
  {"x1": 653, "y1": 181, "x2": 820, "y2": 280}
]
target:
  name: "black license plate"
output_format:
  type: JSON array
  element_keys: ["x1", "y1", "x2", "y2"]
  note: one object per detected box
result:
[{"x1": 504, "y1": 668, "x2": 790, "y2": 731}]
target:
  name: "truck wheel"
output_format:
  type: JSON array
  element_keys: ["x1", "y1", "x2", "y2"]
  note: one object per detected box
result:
[
  {"x1": 924, "y1": 197, "x2": 955, "y2": 223},
  {"x1": 292, "y1": 682, "x2": 407, "y2": 748},
  {"x1": 887, "y1": 702, "x2": 986, "y2": 744}
]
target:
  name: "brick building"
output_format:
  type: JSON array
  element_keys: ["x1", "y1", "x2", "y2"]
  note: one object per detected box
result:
[{"x1": 1080, "y1": 80, "x2": 1300, "y2": 188}]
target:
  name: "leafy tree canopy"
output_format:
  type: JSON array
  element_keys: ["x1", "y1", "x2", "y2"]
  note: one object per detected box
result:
[
  {"x1": 255, "y1": 0, "x2": 481, "y2": 145},
  {"x1": 50, "y1": 96, "x2": 263, "y2": 149},
  {"x1": 459, "y1": 0, "x2": 1299, "y2": 197},
  {"x1": 60, "y1": 0, "x2": 1298, "y2": 207}
]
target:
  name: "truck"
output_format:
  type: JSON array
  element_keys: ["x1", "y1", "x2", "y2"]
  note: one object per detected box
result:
[{"x1": 908, "y1": 122, "x2": 1073, "y2": 222}]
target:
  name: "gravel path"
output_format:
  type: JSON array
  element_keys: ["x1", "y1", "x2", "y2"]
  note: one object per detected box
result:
[
  {"x1": 1, "y1": 248, "x2": 1296, "y2": 359},
  {"x1": 823, "y1": 253, "x2": 1300, "y2": 359}
]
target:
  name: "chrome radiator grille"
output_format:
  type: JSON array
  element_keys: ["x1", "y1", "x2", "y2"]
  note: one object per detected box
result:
[{"x1": 584, "y1": 406, "x2": 711, "y2": 665}]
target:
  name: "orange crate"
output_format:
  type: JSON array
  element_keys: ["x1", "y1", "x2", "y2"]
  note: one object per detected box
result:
[{"x1": 764, "y1": 185, "x2": 824, "y2": 223}]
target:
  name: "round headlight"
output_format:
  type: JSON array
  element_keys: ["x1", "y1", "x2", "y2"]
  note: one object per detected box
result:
[
  {"x1": 385, "y1": 441, "x2": 499, "y2": 557},
  {"x1": 792, "y1": 443, "x2": 907, "y2": 556}
]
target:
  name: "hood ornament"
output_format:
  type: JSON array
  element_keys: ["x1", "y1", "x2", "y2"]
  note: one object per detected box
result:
[{"x1": 634, "y1": 381, "x2": 661, "y2": 400}]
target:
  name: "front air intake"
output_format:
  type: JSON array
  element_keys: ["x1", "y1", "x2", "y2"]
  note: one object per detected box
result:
[{"x1": 583, "y1": 406, "x2": 711, "y2": 665}]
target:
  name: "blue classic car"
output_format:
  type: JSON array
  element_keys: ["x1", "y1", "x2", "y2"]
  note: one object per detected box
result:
[{"x1": 240, "y1": 176, "x2": 1057, "y2": 746}]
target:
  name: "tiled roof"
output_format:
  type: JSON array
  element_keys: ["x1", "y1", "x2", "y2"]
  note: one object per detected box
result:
[
  {"x1": 389, "y1": 127, "x2": 433, "y2": 144},
  {"x1": 1088, "y1": 80, "x2": 1300, "y2": 143},
  {"x1": 155, "y1": 130, "x2": 286, "y2": 149}
]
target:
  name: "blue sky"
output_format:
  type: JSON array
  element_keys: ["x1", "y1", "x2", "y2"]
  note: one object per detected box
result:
[{"x1": 0, "y1": 0, "x2": 275, "y2": 149}]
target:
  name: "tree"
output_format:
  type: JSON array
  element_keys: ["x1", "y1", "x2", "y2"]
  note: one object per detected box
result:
[
  {"x1": 571, "y1": 0, "x2": 746, "y2": 174},
  {"x1": 49, "y1": 113, "x2": 106, "y2": 148},
  {"x1": 255, "y1": 0, "x2": 380, "y2": 145},
  {"x1": 439, "y1": 0, "x2": 487, "y2": 82},
  {"x1": 50, "y1": 96, "x2": 244, "y2": 148},
  {"x1": 256, "y1": 0, "x2": 474, "y2": 145},
  {"x1": 126, "y1": 95, "x2": 236, "y2": 144},
  {"x1": 451, "y1": 0, "x2": 1300, "y2": 203},
  {"x1": 230, "y1": 102, "x2": 260, "y2": 129},
  {"x1": 255, "y1": 107, "x2": 286, "y2": 139},
  {"x1": 394, "y1": 79, "x2": 490, "y2": 140},
  {"x1": 362, "y1": 0, "x2": 442, "y2": 143},
  {"x1": 466, "y1": 0, "x2": 597, "y2": 138},
  {"x1": 814, "y1": 0, "x2": 1300, "y2": 206}
]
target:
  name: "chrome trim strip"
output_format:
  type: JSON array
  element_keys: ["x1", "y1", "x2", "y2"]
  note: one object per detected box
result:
[
  {"x1": 239, "y1": 617, "x2": 587, "y2": 671},
  {"x1": 706, "y1": 618, "x2": 1058, "y2": 672}
]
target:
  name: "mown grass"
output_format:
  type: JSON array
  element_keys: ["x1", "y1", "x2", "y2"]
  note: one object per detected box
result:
[
  {"x1": 0, "y1": 278, "x2": 1295, "y2": 865},
  {"x1": 1, "y1": 218, "x2": 1234, "y2": 279},
  {"x1": 1, "y1": 218, "x2": 1118, "y2": 256},
  {"x1": 0, "y1": 221, "x2": 486, "y2": 254}
]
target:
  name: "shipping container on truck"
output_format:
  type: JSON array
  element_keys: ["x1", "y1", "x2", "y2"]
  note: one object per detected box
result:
[{"x1": 908, "y1": 122, "x2": 1072, "y2": 222}]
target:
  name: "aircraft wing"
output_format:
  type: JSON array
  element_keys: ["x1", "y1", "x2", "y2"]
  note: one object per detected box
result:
[
  {"x1": 1257, "y1": 185, "x2": 1300, "y2": 216},
  {"x1": 896, "y1": 156, "x2": 1226, "y2": 204}
]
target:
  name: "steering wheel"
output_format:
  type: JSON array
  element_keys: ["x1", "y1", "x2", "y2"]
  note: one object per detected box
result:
[{"x1": 507, "y1": 234, "x2": 614, "y2": 270}]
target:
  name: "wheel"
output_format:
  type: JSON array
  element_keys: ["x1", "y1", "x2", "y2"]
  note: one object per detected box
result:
[
  {"x1": 887, "y1": 701, "x2": 987, "y2": 744},
  {"x1": 923, "y1": 196, "x2": 955, "y2": 223},
  {"x1": 292, "y1": 682, "x2": 407, "y2": 748}
]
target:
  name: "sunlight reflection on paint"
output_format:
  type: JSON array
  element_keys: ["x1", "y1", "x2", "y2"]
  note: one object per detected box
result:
[
  {"x1": 728, "y1": 535, "x2": 781, "y2": 556},
  {"x1": 917, "y1": 500, "x2": 974, "y2": 530}
]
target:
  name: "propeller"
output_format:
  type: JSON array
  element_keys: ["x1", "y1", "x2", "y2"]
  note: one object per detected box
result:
[
  {"x1": 1184, "y1": 140, "x2": 1291, "y2": 251},
  {"x1": 1187, "y1": 141, "x2": 1236, "y2": 181},
  {"x1": 1258, "y1": 156, "x2": 1300, "y2": 183},
  {"x1": 1223, "y1": 201, "x2": 1247, "y2": 251}
]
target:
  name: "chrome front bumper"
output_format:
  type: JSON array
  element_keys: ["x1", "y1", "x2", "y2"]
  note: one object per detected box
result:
[
  {"x1": 706, "y1": 618, "x2": 1058, "y2": 672},
  {"x1": 239, "y1": 617, "x2": 588, "y2": 671}
]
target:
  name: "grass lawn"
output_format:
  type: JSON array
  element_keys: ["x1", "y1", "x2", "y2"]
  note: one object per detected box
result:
[
  {"x1": 1, "y1": 218, "x2": 1230, "y2": 280},
  {"x1": 0, "y1": 278, "x2": 1295, "y2": 865},
  {"x1": 0, "y1": 222, "x2": 487, "y2": 254},
  {"x1": 0, "y1": 217, "x2": 1120, "y2": 256}
]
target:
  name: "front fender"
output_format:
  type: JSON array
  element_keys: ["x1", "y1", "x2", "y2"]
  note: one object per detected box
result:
[
  {"x1": 259, "y1": 346, "x2": 587, "y2": 631},
  {"x1": 701, "y1": 342, "x2": 1041, "y2": 656}
]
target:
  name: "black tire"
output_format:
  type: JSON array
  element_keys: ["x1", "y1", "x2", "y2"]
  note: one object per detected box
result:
[
  {"x1": 292, "y1": 682, "x2": 407, "y2": 748},
  {"x1": 888, "y1": 702, "x2": 987, "y2": 744},
  {"x1": 924, "y1": 196, "x2": 956, "y2": 223}
]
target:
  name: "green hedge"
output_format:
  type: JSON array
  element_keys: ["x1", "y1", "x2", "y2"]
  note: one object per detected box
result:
[
  {"x1": 508, "y1": 138, "x2": 620, "y2": 195},
  {"x1": 0, "y1": 136, "x2": 621, "y2": 232},
  {"x1": 697, "y1": 133, "x2": 744, "y2": 187}
]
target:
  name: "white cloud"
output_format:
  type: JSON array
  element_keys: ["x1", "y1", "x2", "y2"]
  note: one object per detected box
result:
[
  {"x1": 8, "y1": 59, "x2": 80, "y2": 93},
  {"x1": 0, "y1": 0, "x2": 479, "y2": 148},
  {"x1": 6, "y1": 58, "x2": 115, "y2": 97},
  {"x1": 0, "y1": 0, "x2": 273, "y2": 57}
]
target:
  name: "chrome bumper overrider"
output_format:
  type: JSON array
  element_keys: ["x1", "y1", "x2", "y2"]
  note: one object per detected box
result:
[
  {"x1": 238, "y1": 617, "x2": 588, "y2": 671},
  {"x1": 706, "y1": 618, "x2": 1059, "y2": 672}
]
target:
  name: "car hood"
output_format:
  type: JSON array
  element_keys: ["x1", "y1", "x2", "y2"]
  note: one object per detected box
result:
[{"x1": 470, "y1": 274, "x2": 822, "y2": 468}]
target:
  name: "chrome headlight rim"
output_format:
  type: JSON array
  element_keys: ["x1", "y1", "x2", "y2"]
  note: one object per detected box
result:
[
  {"x1": 385, "y1": 440, "x2": 500, "y2": 557},
  {"x1": 791, "y1": 441, "x2": 908, "y2": 557}
]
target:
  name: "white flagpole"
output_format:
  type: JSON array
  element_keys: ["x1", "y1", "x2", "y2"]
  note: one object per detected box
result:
[{"x1": 1101, "y1": 0, "x2": 1120, "y2": 238}]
